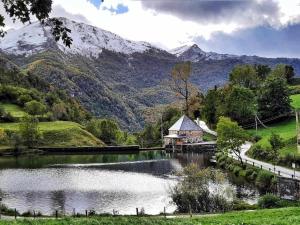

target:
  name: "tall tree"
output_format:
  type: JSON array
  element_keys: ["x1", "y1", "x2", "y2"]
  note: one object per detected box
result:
[
  {"x1": 229, "y1": 65, "x2": 259, "y2": 90},
  {"x1": 257, "y1": 75, "x2": 291, "y2": 119},
  {"x1": 217, "y1": 85, "x2": 256, "y2": 124},
  {"x1": 170, "y1": 61, "x2": 192, "y2": 114},
  {"x1": 202, "y1": 88, "x2": 218, "y2": 126},
  {"x1": 0, "y1": 0, "x2": 72, "y2": 47},
  {"x1": 216, "y1": 117, "x2": 248, "y2": 166},
  {"x1": 19, "y1": 115, "x2": 42, "y2": 148},
  {"x1": 271, "y1": 64, "x2": 295, "y2": 83},
  {"x1": 254, "y1": 64, "x2": 271, "y2": 80}
]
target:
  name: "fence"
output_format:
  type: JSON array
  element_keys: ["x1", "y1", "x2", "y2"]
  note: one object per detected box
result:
[
  {"x1": 0, "y1": 206, "x2": 171, "y2": 220},
  {"x1": 230, "y1": 154, "x2": 300, "y2": 180}
]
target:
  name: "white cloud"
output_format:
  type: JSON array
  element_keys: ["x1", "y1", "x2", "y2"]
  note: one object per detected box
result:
[
  {"x1": 3, "y1": 0, "x2": 299, "y2": 50},
  {"x1": 50, "y1": 0, "x2": 240, "y2": 50}
]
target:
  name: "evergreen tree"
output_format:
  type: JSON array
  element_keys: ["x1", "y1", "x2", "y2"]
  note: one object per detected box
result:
[
  {"x1": 257, "y1": 75, "x2": 291, "y2": 119},
  {"x1": 202, "y1": 88, "x2": 218, "y2": 126}
]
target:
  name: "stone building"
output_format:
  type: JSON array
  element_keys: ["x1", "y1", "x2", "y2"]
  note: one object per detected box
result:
[{"x1": 164, "y1": 115, "x2": 203, "y2": 146}]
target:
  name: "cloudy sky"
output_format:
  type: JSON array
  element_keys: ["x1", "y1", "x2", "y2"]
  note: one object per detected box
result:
[{"x1": 4, "y1": 0, "x2": 300, "y2": 58}]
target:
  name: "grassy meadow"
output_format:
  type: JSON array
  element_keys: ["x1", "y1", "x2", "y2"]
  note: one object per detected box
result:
[
  {"x1": 0, "y1": 121, "x2": 104, "y2": 148},
  {"x1": 0, "y1": 102, "x2": 104, "y2": 148},
  {"x1": 0, "y1": 103, "x2": 28, "y2": 118},
  {"x1": 248, "y1": 94, "x2": 300, "y2": 157},
  {"x1": 1, "y1": 207, "x2": 300, "y2": 225}
]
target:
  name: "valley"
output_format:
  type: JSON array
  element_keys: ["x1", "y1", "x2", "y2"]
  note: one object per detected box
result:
[{"x1": 1, "y1": 18, "x2": 300, "y2": 130}]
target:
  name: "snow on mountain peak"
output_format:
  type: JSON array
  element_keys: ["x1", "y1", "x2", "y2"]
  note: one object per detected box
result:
[
  {"x1": 169, "y1": 43, "x2": 238, "y2": 62},
  {"x1": 0, "y1": 17, "x2": 154, "y2": 57}
]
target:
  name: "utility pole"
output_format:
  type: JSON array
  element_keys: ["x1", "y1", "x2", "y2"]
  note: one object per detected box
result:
[
  {"x1": 255, "y1": 114, "x2": 258, "y2": 135},
  {"x1": 161, "y1": 114, "x2": 164, "y2": 147},
  {"x1": 296, "y1": 110, "x2": 300, "y2": 153}
]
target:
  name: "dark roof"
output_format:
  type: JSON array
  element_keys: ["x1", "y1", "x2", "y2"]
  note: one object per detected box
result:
[{"x1": 169, "y1": 115, "x2": 202, "y2": 131}]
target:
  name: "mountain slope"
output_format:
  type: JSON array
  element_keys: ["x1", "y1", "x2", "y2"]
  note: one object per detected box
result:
[
  {"x1": 1, "y1": 18, "x2": 300, "y2": 131},
  {"x1": 0, "y1": 18, "x2": 156, "y2": 57}
]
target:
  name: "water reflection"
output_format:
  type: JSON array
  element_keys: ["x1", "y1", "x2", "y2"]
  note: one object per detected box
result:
[{"x1": 0, "y1": 151, "x2": 259, "y2": 215}]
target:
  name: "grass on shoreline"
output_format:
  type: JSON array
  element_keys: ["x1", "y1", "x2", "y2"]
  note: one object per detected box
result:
[{"x1": 1, "y1": 207, "x2": 300, "y2": 225}]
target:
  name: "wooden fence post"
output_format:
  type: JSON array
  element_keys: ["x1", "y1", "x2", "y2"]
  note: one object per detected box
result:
[
  {"x1": 14, "y1": 208, "x2": 17, "y2": 219},
  {"x1": 85, "y1": 210, "x2": 88, "y2": 217},
  {"x1": 55, "y1": 210, "x2": 58, "y2": 219},
  {"x1": 136, "y1": 208, "x2": 139, "y2": 216}
]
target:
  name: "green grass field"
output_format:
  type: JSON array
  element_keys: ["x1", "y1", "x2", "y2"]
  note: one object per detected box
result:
[
  {"x1": 0, "y1": 103, "x2": 27, "y2": 118},
  {"x1": 248, "y1": 94, "x2": 300, "y2": 156},
  {"x1": 1, "y1": 207, "x2": 300, "y2": 225},
  {"x1": 0, "y1": 121, "x2": 104, "y2": 147},
  {"x1": 291, "y1": 94, "x2": 300, "y2": 109}
]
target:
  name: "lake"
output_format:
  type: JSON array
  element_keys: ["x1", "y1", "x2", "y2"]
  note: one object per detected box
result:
[{"x1": 0, "y1": 151, "x2": 259, "y2": 215}]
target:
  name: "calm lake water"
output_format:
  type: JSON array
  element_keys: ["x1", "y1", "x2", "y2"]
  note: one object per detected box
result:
[{"x1": 0, "y1": 151, "x2": 259, "y2": 215}]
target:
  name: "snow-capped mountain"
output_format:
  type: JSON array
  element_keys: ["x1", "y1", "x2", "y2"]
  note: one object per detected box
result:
[
  {"x1": 0, "y1": 17, "x2": 155, "y2": 57},
  {"x1": 1, "y1": 18, "x2": 300, "y2": 131},
  {"x1": 169, "y1": 44, "x2": 238, "y2": 62}
]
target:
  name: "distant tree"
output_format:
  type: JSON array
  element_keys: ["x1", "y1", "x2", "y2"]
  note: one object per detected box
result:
[
  {"x1": 217, "y1": 85, "x2": 256, "y2": 124},
  {"x1": 170, "y1": 61, "x2": 193, "y2": 114},
  {"x1": 137, "y1": 124, "x2": 160, "y2": 148},
  {"x1": 188, "y1": 92, "x2": 204, "y2": 119},
  {"x1": 269, "y1": 133, "x2": 283, "y2": 161},
  {"x1": 229, "y1": 65, "x2": 259, "y2": 89},
  {"x1": 271, "y1": 64, "x2": 295, "y2": 83},
  {"x1": 257, "y1": 75, "x2": 291, "y2": 119},
  {"x1": 254, "y1": 64, "x2": 271, "y2": 80},
  {"x1": 52, "y1": 102, "x2": 67, "y2": 120},
  {"x1": 86, "y1": 119, "x2": 120, "y2": 145},
  {"x1": 216, "y1": 117, "x2": 248, "y2": 166},
  {"x1": 25, "y1": 100, "x2": 47, "y2": 116},
  {"x1": 19, "y1": 115, "x2": 42, "y2": 148},
  {"x1": 0, "y1": 0, "x2": 72, "y2": 47},
  {"x1": 0, "y1": 105, "x2": 5, "y2": 118},
  {"x1": 0, "y1": 128, "x2": 7, "y2": 143},
  {"x1": 202, "y1": 88, "x2": 218, "y2": 126}
]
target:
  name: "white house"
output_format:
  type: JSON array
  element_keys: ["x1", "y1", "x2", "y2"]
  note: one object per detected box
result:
[{"x1": 164, "y1": 115, "x2": 203, "y2": 146}]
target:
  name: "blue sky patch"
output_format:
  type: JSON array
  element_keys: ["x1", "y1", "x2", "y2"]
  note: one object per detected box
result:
[
  {"x1": 89, "y1": 0, "x2": 102, "y2": 8},
  {"x1": 104, "y1": 4, "x2": 129, "y2": 14}
]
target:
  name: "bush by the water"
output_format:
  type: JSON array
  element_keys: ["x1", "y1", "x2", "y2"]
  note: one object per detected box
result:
[
  {"x1": 256, "y1": 170, "x2": 277, "y2": 192},
  {"x1": 258, "y1": 194, "x2": 281, "y2": 208},
  {"x1": 171, "y1": 164, "x2": 233, "y2": 213}
]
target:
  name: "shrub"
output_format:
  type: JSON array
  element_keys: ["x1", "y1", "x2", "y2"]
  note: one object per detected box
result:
[
  {"x1": 239, "y1": 169, "x2": 247, "y2": 178},
  {"x1": 258, "y1": 193, "x2": 281, "y2": 208},
  {"x1": 25, "y1": 100, "x2": 47, "y2": 116},
  {"x1": 256, "y1": 170, "x2": 276, "y2": 192},
  {"x1": 252, "y1": 134, "x2": 262, "y2": 142},
  {"x1": 250, "y1": 145, "x2": 274, "y2": 161},
  {"x1": 233, "y1": 166, "x2": 242, "y2": 176},
  {"x1": 232, "y1": 199, "x2": 258, "y2": 211}
]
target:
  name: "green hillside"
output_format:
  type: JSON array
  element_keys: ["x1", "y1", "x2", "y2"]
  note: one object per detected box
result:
[
  {"x1": 248, "y1": 94, "x2": 300, "y2": 157},
  {"x1": 0, "y1": 103, "x2": 27, "y2": 118},
  {"x1": 0, "y1": 56, "x2": 104, "y2": 149},
  {"x1": 0, "y1": 121, "x2": 104, "y2": 148}
]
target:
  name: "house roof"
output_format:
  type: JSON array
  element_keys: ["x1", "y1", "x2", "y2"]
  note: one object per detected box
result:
[
  {"x1": 194, "y1": 119, "x2": 217, "y2": 136},
  {"x1": 169, "y1": 115, "x2": 202, "y2": 131}
]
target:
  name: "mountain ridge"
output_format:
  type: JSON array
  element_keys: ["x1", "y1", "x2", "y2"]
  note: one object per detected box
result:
[{"x1": 0, "y1": 17, "x2": 300, "y2": 130}]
